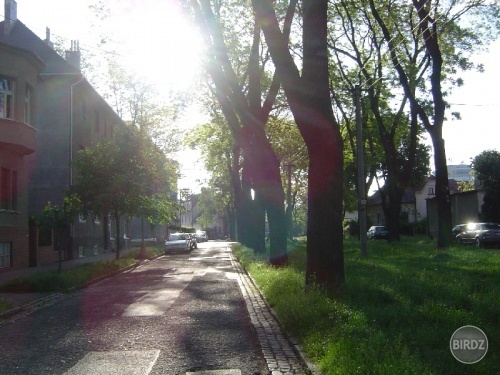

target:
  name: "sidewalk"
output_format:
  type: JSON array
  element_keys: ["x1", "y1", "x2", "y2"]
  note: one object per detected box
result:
[
  {"x1": 0, "y1": 248, "x2": 138, "y2": 311},
  {"x1": 0, "y1": 248, "x2": 138, "y2": 286}
]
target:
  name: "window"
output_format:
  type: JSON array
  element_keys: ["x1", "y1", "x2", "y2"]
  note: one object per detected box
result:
[
  {"x1": 24, "y1": 85, "x2": 32, "y2": 124},
  {"x1": 0, "y1": 168, "x2": 16, "y2": 211},
  {"x1": 1, "y1": 168, "x2": 11, "y2": 210},
  {"x1": 0, "y1": 76, "x2": 14, "y2": 119},
  {"x1": 428, "y1": 187, "x2": 434, "y2": 195},
  {"x1": 11, "y1": 170, "x2": 17, "y2": 211},
  {"x1": 0, "y1": 242, "x2": 11, "y2": 268}
]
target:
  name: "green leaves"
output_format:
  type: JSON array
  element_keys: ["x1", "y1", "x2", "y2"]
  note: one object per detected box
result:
[{"x1": 71, "y1": 126, "x2": 177, "y2": 226}]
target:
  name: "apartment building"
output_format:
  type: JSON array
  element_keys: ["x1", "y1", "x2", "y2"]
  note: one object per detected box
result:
[{"x1": 0, "y1": 0, "x2": 126, "y2": 270}]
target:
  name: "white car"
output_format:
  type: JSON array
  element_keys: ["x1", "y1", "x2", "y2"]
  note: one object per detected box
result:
[
  {"x1": 195, "y1": 230, "x2": 208, "y2": 242},
  {"x1": 164, "y1": 233, "x2": 196, "y2": 253}
]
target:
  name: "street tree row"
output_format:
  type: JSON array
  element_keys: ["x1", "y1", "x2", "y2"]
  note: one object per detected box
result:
[
  {"x1": 71, "y1": 126, "x2": 178, "y2": 259},
  {"x1": 182, "y1": 0, "x2": 499, "y2": 295}
]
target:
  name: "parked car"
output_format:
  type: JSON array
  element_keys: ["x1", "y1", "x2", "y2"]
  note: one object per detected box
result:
[
  {"x1": 456, "y1": 222, "x2": 500, "y2": 248},
  {"x1": 164, "y1": 233, "x2": 197, "y2": 253},
  {"x1": 195, "y1": 230, "x2": 208, "y2": 242},
  {"x1": 452, "y1": 224, "x2": 467, "y2": 237},
  {"x1": 367, "y1": 226, "x2": 388, "y2": 239}
]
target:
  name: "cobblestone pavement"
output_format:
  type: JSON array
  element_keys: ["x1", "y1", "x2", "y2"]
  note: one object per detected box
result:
[{"x1": 229, "y1": 251, "x2": 313, "y2": 375}]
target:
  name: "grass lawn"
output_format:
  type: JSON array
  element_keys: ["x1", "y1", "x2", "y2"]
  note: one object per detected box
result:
[{"x1": 234, "y1": 236, "x2": 499, "y2": 374}]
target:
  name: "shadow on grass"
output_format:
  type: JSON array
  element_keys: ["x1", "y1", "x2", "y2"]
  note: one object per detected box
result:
[{"x1": 234, "y1": 237, "x2": 500, "y2": 375}]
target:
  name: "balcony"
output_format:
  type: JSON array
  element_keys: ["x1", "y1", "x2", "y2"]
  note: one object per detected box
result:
[{"x1": 0, "y1": 118, "x2": 36, "y2": 155}]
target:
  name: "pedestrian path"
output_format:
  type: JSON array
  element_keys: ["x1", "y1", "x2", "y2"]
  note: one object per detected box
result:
[
  {"x1": 0, "y1": 248, "x2": 137, "y2": 286},
  {"x1": 0, "y1": 248, "x2": 139, "y2": 314},
  {"x1": 229, "y1": 250, "x2": 314, "y2": 375}
]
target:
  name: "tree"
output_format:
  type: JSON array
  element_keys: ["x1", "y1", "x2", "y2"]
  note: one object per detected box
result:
[
  {"x1": 187, "y1": 0, "x2": 289, "y2": 265},
  {"x1": 72, "y1": 127, "x2": 176, "y2": 259},
  {"x1": 34, "y1": 195, "x2": 81, "y2": 272},
  {"x1": 367, "y1": 0, "x2": 499, "y2": 247},
  {"x1": 265, "y1": 117, "x2": 309, "y2": 239},
  {"x1": 329, "y1": 1, "x2": 428, "y2": 240},
  {"x1": 253, "y1": 0, "x2": 345, "y2": 294},
  {"x1": 472, "y1": 150, "x2": 500, "y2": 222},
  {"x1": 188, "y1": 114, "x2": 239, "y2": 240}
]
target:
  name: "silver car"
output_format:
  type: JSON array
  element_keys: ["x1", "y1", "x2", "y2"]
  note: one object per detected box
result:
[{"x1": 164, "y1": 233, "x2": 196, "y2": 253}]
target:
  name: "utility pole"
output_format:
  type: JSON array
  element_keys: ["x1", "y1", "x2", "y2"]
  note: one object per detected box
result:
[{"x1": 355, "y1": 85, "x2": 368, "y2": 257}]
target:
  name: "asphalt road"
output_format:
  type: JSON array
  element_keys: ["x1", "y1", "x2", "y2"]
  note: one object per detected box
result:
[{"x1": 0, "y1": 242, "x2": 268, "y2": 375}]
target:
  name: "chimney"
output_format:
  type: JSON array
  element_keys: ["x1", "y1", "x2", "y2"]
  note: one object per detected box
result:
[
  {"x1": 3, "y1": 0, "x2": 17, "y2": 36},
  {"x1": 44, "y1": 27, "x2": 54, "y2": 48},
  {"x1": 65, "y1": 40, "x2": 81, "y2": 69}
]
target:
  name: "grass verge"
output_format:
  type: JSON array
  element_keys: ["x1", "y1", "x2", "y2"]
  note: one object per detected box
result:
[
  {"x1": 233, "y1": 237, "x2": 499, "y2": 374},
  {"x1": 0, "y1": 246, "x2": 163, "y2": 295}
]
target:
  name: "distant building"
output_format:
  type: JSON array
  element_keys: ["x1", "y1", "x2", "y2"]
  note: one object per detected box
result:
[
  {"x1": 433, "y1": 164, "x2": 473, "y2": 182},
  {"x1": 366, "y1": 176, "x2": 460, "y2": 227}
]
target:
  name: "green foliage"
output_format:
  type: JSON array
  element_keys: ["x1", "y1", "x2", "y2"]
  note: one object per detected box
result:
[
  {"x1": 33, "y1": 194, "x2": 82, "y2": 232},
  {"x1": 472, "y1": 150, "x2": 500, "y2": 190},
  {"x1": 0, "y1": 299, "x2": 13, "y2": 313},
  {"x1": 473, "y1": 150, "x2": 500, "y2": 222},
  {"x1": 234, "y1": 238, "x2": 500, "y2": 374},
  {"x1": 187, "y1": 118, "x2": 238, "y2": 235},
  {"x1": 72, "y1": 126, "x2": 176, "y2": 227},
  {"x1": 457, "y1": 179, "x2": 475, "y2": 192}
]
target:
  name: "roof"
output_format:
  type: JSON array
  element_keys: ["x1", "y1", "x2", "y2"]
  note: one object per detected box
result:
[
  {"x1": 0, "y1": 20, "x2": 80, "y2": 75},
  {"x1": 368, "y1": 188, "x2": 416, "y2": 205}
]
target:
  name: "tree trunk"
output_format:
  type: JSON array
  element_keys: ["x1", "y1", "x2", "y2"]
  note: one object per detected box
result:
[
  {"x1": 380, "y1": 181, "x2": 404, "y2": 242},
  {"x1": 430, "y1": 135, "x2": 452, "y2": 248},
  {"x1": 303, "y1": 125, "x2": 344, "y2": 295},
  {"x1": 253, "y1": 0, "x2": 344, "y2": 294},
  {"x1": 240, "y1": 125, "x2": 287, "y2": 263},
  {"x1": 114, "y1": 211, "x2": 121, "y2": 260},
  {"x1": 103, "y1": 214, "x2": 110, "y2": 251}
]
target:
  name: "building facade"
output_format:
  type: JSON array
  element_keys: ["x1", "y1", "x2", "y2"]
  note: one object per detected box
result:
[
  {"x1": 0, "y1": 0, "x2": 126, "y2": 270},
  {"x1": 0, "y1": 39, "x2": 41, "y2": 270}
]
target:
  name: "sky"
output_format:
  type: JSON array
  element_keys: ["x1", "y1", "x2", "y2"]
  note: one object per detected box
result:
[{"x1": 7, "y1": 0, "x2": 500, "y2": 185}]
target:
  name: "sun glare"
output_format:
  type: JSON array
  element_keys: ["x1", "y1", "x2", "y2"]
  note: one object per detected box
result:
[{"x1": 107, "y1": 1, "x2": 204, "y2": 93}]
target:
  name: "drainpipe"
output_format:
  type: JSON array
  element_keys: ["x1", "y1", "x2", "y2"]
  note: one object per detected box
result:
[
  {"x1": 70, "y1": 75, "x2": 84, "y2": 186},
  {"x1": 69, "y1": 75, "x2": 85, "y2": 258}
]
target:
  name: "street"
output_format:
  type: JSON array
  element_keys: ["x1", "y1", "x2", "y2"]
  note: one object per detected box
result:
[{"x1": 0, "y1": 242, "x2": 268, "y2": 375}]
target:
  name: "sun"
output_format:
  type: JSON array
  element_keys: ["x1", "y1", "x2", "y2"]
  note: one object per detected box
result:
[{"x1": 109, "y1": 0, "x2": 204, "y2": 94}]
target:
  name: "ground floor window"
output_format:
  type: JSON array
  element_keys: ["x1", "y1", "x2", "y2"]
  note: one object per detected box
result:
[{"x1": 0, "y1": 242, "x2": 11, "y2": 268}]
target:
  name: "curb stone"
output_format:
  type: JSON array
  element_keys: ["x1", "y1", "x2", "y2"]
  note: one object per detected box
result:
[{"x1": 229, "y1": 249, "x2": 322, "y2": 375}]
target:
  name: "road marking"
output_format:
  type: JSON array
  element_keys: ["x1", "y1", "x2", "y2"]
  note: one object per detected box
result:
[
  {"x1": 123, "y1": 272, "x2": 195, "y2": 317},
  {"x1": 63, "y1": 350, "x2": 160, "y2": 375}
]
